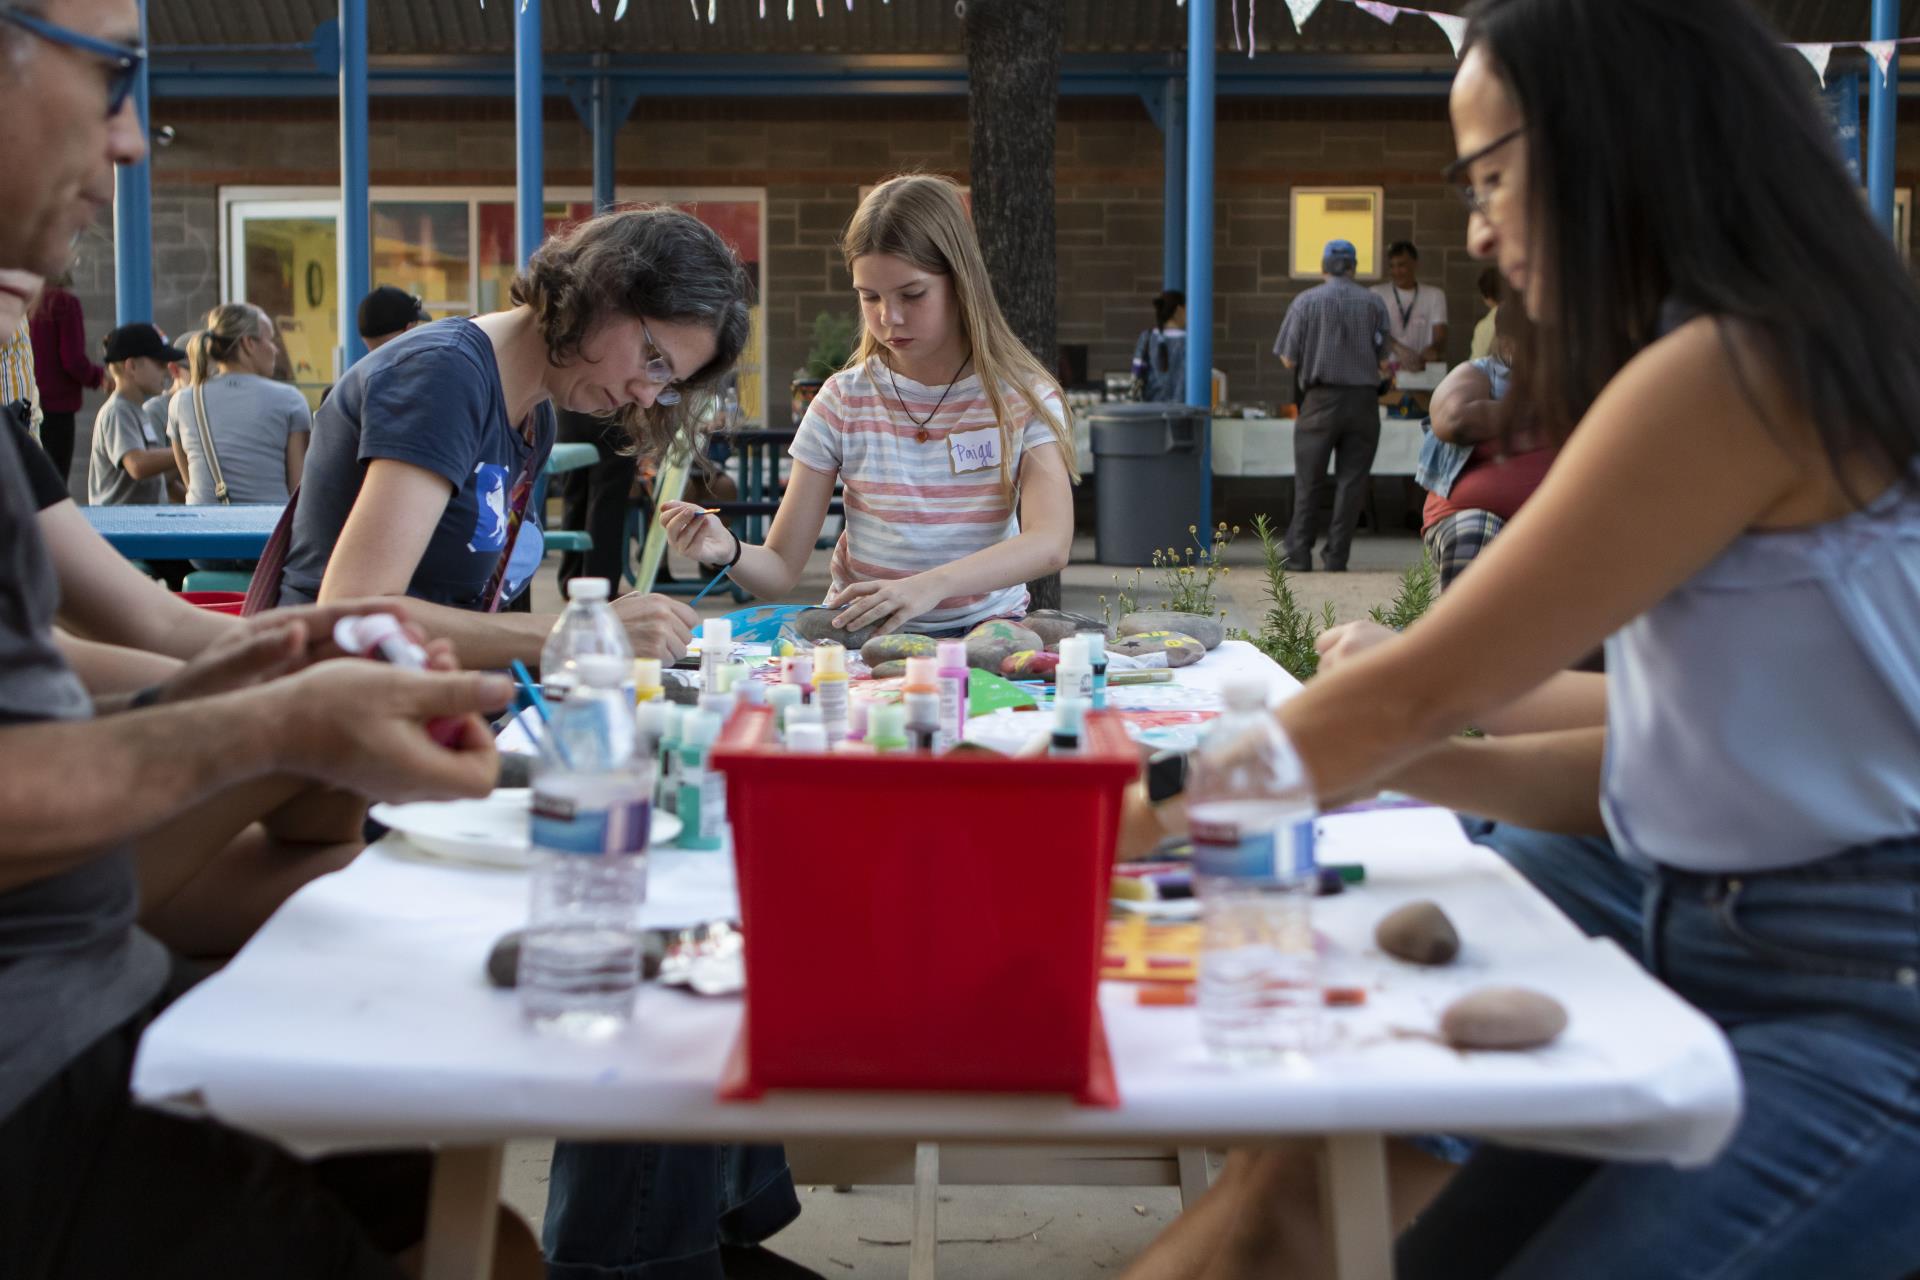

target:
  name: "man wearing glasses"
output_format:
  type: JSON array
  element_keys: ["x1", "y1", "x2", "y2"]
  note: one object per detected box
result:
[{"x1": 0, "y1": 2, "x2": 544, "y2": 1275}]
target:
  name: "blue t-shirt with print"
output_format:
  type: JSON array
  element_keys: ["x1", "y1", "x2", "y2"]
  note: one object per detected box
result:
[{"x1": 280, "y1": 318, "x2": 556, "y2": 609}]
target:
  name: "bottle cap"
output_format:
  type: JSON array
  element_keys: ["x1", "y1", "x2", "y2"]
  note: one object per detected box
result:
[
  {"x1": 868, "y1": 702, "x2": 907, "y2": 744},
  {"x1": 701, "y1": 618, "x2": 732, "y2": 655},
  {"x1": 813, "y1": 643, "x2": 847, "y2": 677},
  {"x1": 1077, "y1": 630, "x2": 1107, "y2": 659},
  {"x1": 720, "y1": 661, "x2": 751, "y2": 693},
  {"x1": 698, "y1": 692, "x2": 733, "y2": 720},
  {"x1": 738, "y1": 680, "x2": 768, "y2": 707},
  {"x1": 576, "y1": 654, "x2": 630, "y2": 688},
  {"x1": 1222, "y1": 678, "x2": 1270, "y2": 712},
  {"x1": 636, "y1": 700, "x2": 668, "y2": 737},
  {"x1": 681, "y1": 711, "x2": 721, "y2": 748},
  {"x1": 659, "y1": 703, "x2": 685, "y2": 738},
  {"x1": 903, "y1": 656, "x2": 938, "y2": 690},
  {"x1": 937, "y1": 639, "x2": 968, "y2": 669},
  {"x1": 768, "y1": 684, "x2": 803, "y2": 710},
  {"x1": 785, "y1": 722, "x2": 828, "y2": 753},
  {"x1": 632, "y1": 657, "x2": 662, "y2": 691},
  {"x1": 787, "y1": 703, "x2": 824, "y2": 727},
  {"x1": 566, "y1": 577, "x2": 611, "y2": 602},
  {"x1": 782, "y1": 653, "x2": 814, "y2": 686},
  {"x1": 1057, "y1": 636, "x2": 1089, "y2": 667}
]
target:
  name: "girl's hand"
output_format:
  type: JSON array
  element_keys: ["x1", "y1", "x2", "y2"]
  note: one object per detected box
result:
[
  {"x1": 658, "y1": 500, "x2": 736, "y2": 564},
  {"x1": 828, "y1": 573, "x2": 948, "y2": 637}
]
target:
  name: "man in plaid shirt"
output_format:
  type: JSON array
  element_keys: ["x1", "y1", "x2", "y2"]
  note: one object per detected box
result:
[{"x1": 1274, "y1": 239, "x2": 1390, "y2": 571}]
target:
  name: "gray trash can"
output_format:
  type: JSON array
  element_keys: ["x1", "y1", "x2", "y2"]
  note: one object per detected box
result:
[{"x1": 1090, "y1": 402, "x2": 1210, "y2": 566}]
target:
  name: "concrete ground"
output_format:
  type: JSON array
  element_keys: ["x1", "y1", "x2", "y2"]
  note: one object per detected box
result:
[{"x1": 515, "y1": 520, "x2": 1422, "y2": 1276}]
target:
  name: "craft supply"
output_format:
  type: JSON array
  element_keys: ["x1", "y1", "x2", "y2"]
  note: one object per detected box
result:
[
  {"x1": 737, "y1": 678, "x2": 768, "y2": 708},
  {"x1": 686, "y1": 565, "x2": 732, "y2": 608},
  {"x1": 676, "y1": 711, "x2": 726, "y2": 850},
  {"x1": 1056, "y1": 635, "x2": 1093, "y2": 703},
  {"x1": 1375, "y1": 900, "x2": 1460, "y2": 966},
  {"x1": 785, "y1": 721, "x2": 828, "y2": 753},
  {"x1": 635, "y1": 700, "x2": 668, "y2": 765},
  {"x1": 1050, "y1": 697, "x2": 1088, "y2": 756},
  {"x1": 767, "y1": 684, "x2": 803, "y2": 740},
  {"x1": 1440, "y1": 987, "x2": 1567, "y2": 1050},
  {"x1": 867, "y1": 701, "x2": 909, "y2": 753},
  {"x1": 847, "y1": 692, "x2": 870, "y2": 742},
  {"x1": 1109, "y1": 670, "x2": 1175, "y2": 687},
  {"x1": 1082, "y1": 631, "x2": 1109, "y2": 709},
  {"x1": 656, "y1": 703, "x2": 685, "y2": 814},
  {"x1": 333, "y1": 614, "x2": 468, "y2": 748},
  {"x1": 698, "y1": 692, "x2": 734, "y2": 722},
  {"x1": 509, "y1": 659, "x2": 572, "y2": 768},
  {"x1": 1323, "y1": 987, "x2": 1368, "y2": 1008},
  {"x1": 812, "y1": 642, "x2": 851, "y2": 747},
  {"x1": 699, "y1": 618, "x2": 732, "y2": 696},
  {"x1": 1102, "y1": 915, "x2": 1201, "y2": 984},
  {"x1": 935, "y1": 639, "x2": 968, "y2": 752},
  {"x1": 780, "y1": 651, "x2": 814, "y2": 701},
  {"x1": 632, "y1": 658, "x2": 663, "y2": 704},
  {"x1": 902, "y1": 656, "x2": 941, "y2": 750},
  {"x1": 1138, "y1": 984, "x2": 1196, "y2": 1007}
]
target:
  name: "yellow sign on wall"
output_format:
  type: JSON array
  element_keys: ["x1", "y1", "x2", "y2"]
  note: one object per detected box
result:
[{"x1": 1290, "y1": 187, "x2": 1384, "y2": 280}]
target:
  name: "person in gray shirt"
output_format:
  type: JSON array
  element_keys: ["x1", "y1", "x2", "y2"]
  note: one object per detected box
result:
[
  {"x1": 166, "y1": 303, "x2": 310, "y2": 505},
  {"x1": 86, "y1": 323, "x2": 180, "y2": 507}
]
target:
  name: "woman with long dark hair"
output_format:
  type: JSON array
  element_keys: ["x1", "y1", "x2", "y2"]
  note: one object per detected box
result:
[
  {"x1": 1121, "y1": 1, "x2": 1920, "y2": 1276},
  {"x1": 1131, "y1": 288, "x2": 1187, "y2": 403}
]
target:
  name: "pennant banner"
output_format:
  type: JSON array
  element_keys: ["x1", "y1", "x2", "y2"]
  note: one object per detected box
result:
[
  {"x1": 1285, "y1": 0, "x2": 1322, "y2": 33},
  {"x1": 1428, "y1": 11, "x2": 1467, "y2": 59},
  {"x1": 1792, "y1": 42, "x2": 1833, "y2": 87},
  {"x1": 1866, "y1": 40, "x2": 1898, "y2": 88},
  {"x1": 1354, "y1": 0, "x2": 1401, "y2": 22}
]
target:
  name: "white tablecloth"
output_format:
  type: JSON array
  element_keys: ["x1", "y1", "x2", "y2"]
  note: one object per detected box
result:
[{"x1": 133, "y1": 645, "x2": 1740, "y2": 1168}]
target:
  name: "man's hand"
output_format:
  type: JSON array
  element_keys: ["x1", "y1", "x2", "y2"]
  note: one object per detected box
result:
[
  {"x1": 610, "y1": 592, "x2": 700, "y2": 662},
  {"x1": 152, "y1": 602, "x2": 425, "y2": 705},
  {"x1": 265, "y1": 661, "x2": 512, "y2": 803},
  {"x1": 1314, "y1": 619, "x2": 1401, "y2": 676},
  {"x1": 828, "y1": 573, "x2": 947, "y2": 638}
]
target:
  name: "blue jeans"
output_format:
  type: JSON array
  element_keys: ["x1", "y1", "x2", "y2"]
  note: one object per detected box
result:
[
  {"x1": 1397, "y1": 825, "x2": 1920, "y2": 1280},
  {"x1": 542, "y1": 1142, "x2": 798, "y2": 1280}
]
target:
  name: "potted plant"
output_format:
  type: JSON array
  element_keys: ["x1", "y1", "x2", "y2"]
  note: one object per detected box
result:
[{"x1": 790, "y1": 310, "x2": 859, "y2": 422}]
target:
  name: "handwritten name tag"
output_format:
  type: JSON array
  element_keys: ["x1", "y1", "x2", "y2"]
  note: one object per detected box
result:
[{"x1": 947, "y1": 427, "x2": 1001, "y2": 476}]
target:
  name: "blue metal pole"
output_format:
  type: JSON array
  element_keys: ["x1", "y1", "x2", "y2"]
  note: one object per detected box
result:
[
  {"x1": 1162, "y1": 76, "x2": 1187, "y2": 292},
  {"x1": 1185, "y1": 0, "x2": 1215, "y2": 535},
  {"x1": 516, "y1": 0, "x2": 546, "y2": 264},
  {"x1": 1868, "y1": 0, "x2": 1900, "y2": 234},
  {"x1": 338, "y1": 0, "x2": 370, "y2": 369},
  {"x1": 592, "y1": 65, "x2": 616, "y2": 214},
  {"x1": 112, "y1": 0, "x2": 152, "y2": 324}
]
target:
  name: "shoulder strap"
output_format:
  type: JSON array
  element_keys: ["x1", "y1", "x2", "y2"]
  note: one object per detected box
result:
[
  {"x1": 241, "y1": 488, "x2": 300, "y2": 617},
  {"x1": 190, "y1": 381, "x2": 230, "y2": 505}
]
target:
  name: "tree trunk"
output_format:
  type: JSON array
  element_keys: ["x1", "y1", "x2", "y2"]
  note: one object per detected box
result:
[{"x1": 964, "y1": 0, "x2": 1065, "y2": 612}]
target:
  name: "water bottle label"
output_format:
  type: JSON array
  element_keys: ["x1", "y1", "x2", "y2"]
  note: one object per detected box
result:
[
  {"x1": 532, "y1": 793, "x2": 651, "y2": 856},
  {"x1": 1191, "y1": 816, "x2": 1317, "y2": 880}
]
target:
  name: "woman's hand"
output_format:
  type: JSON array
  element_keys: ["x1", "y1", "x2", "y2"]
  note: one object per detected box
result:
[
  {"x1": 828, "y1": 573, "x2": 949, "y2": 637},
  {"x1": 1314, "y1": 619, "x2": 1400, "y2": 676},
  {"x1": 658, "y1": 500, "x2": 736, "y2": 565}
]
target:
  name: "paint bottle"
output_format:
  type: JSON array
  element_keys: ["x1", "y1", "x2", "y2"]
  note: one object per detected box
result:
[
  {"x1": 780, "y1": 651, "x2": 815, "y2": 702},
  {"x1": 935, "y1": 640, "x2": 969, "y2": 752},
  {"x1": 1057, "y1": 636, "x2": 1093, "y2": 705},
  {"x1": 767, "y1": 684, "x2": 803, "y2": 742},
  {"x1": 676, "y1": 711, "x2": 726, "y2": 850},
  {"x1": 1050, "y1": 697, "x2": 1088, "y2": 756},
  {"x1": 902, "y1": 657, "x2": 941, "y2": 751},
  {"x1": 737, "y1": 677, "x2": 768, "y2": 709},
  {"x1": 785, "y1": 721, "x2": 828, "y2": 753},
  {"x1": 699, "y1": 692, "x2": 734, "y2": 723},
  {"x1": 656, "y1": 704, "x2": 685, "y2": 815},
  {"x1": 721, "y1": 661, "x2": 751, "y2": 695},
  {"x1": 700, "y1": 618, "x2": 732, "y2": 696},
  {"x1": 812, "y1": 642, "x2": 851, "y2": 746},
  {"x1": 636, "y1": 699, "x2": 668, "y2": 767},
  {"x1": 868, "y1": 702, "x2": 910, "y2": 754},
  {"x1": 632, "y1": 658, "x2": 663, "y2": 705},
  {"x1": 847, "y1": 693, "x2": 870, "y2": 743},
  {"x1": 1080, "y1": 631, "x2": 1109, "y2": 710}
]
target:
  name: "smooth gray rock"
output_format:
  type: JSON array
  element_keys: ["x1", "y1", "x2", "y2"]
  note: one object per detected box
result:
[
  {"x1": 965, "y1": 619, "x2": 1045, "y2": 672},
  {"x1": 796, "y1": 608, "x2": 878, "y2": 651},
  {"x1": 1110, "y1": 630, "x2": 1206, "y2": 667},
  {"x1": 1120, "y1": 610, "x2": 1226, "y2": 651},
  {"x1": 861, "y1": 633, "x2": 938, "y2": 667},
  {"x1": 1023, "y1": 609, "x2": 1109, "y2": 649}
]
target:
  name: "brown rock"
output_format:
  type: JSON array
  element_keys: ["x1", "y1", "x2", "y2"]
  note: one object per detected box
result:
[
  {"x1": 1374, "y1": 900, "x2": 1461, "y2": 966},
  {"x1": 1110, "y1": 630, "x2": 1206, "y2": 668},
  {"x1": 965, "y1": 619, "x2": 1044, "y2": 672},
  {"x1": 1024, "y1": 609, "x2": 1109, "y2": 648},
  {"x1": 1440, "y1": 987, "x2": 1569, "y2": 1051}
]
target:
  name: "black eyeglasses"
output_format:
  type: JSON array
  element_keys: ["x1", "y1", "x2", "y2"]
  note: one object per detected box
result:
[
  {"x1": 640, "y1": 321, "x2": 684, "y2": 407},
  {"x1": 1443, "y1": 125, "x2": 1526, "y2": 218},
  {"x1": 0, "y1": 8, "x2": 146, "y2": 119}
]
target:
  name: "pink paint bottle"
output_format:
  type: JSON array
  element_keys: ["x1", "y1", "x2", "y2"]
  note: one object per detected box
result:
[{"x1": 936, "y1": 639, "x2": 969, "y2": 753}]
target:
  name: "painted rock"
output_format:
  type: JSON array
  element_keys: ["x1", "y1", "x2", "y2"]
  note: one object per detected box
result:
[
  {"x1": 965, "y1": 619, "x2": 1044, "y2": 672},
  {"x1": 861, "y1": 633, "x2": 938, "y2": 668},
  {"x1": 796, "y1": 608, "x2": 878, "y2": 651},
  {"x1": 1023, "y1": 609, "x2": 1109, "y2": 649},
  {"x1": 486, "y1": 930, "x2": 523, "y2": 988},
  {"x1": 1440, "y1": 987, "x2": 1569, "y2": 1051},
  {"x1": 1000, "y1": 650, "x2": 1060, "y2": 681},
  {"x1": 869, "y1": 660, "x2": 908, "y2": 680},
  {"x1": 1374, "y1": 900, "x2": 1461, "y2": 966},
  {"x1": 1120, "y1": 611, "x2": 1227, "y2": 651},
  {"x1": 1110, "y1": 630, "x2": 1205, "y2": 667}
]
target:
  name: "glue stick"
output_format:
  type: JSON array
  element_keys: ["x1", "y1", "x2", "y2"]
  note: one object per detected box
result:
[
  {"x1": 768, "y1": 684, "x2": 803, "y2": 741},
  {"x1": 1081, "y1": 631, "x2": 1109, "y2": 710},
  {"x1": 1057, "y1": 635, "x2": 1093, "y2": 704},
  {"x1": 902, "y1": 657, "x2": 941, "y2": 752},
  {"x1": 936, "y1": 640, "x2": 968, "y2": 752},
  {"x1": 700, "y1": 618, "x2": 732, "y2": 696},
  {"x1": 868, "y1": 702, "x2": 909, "y2": 753},
  {"x1": 633, "y1": 657, "x2": 663, "y2": 705},
  {"x1": 812, "y1": 643, "x2": 850, "y2": 747}
]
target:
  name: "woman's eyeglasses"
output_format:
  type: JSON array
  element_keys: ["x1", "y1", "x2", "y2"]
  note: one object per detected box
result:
[
  {"x1": 0, "y1": 8, "x2": 145, "y2": 119},
  {"x1": 1443, "y1": 125, "x2": 1526, "y2": 219},
  {"x1": 640, "y1": 321, "x2": 684, "y2": 407}
]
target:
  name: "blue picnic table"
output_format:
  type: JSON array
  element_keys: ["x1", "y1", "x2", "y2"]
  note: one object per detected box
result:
[{"x1": 83, "y1": 504, "x2": 284, "y2": 561}]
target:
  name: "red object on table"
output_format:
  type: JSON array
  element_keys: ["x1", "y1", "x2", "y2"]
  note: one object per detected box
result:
[
  {"x1": 178, "y1": 590, "x2": 246, "y2": 615},
  {"x1": 711, "y1": 707, "x2": 1136, "y2": 1106}
]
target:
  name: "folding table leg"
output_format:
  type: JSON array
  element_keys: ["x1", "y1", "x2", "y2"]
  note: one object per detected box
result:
[
  {"x1": 910, "y1": 1142, "x2": 940, "y2": 1280},
  {"x1": 1175, "y1": 1146, "x2": 1213, "y2": 1209},
  {"x1": 423, "y1": 1144, "x2": 505, "y2": 1280},
  {"x1": 1321, "y1": 1134, "x2": 1394, "y2": 1280}
]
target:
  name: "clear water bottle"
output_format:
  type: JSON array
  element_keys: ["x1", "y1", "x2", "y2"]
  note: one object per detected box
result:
[
  {"x1": 1186, "y1": 677, "x2": 1320, "y2": 1065},
  {"x1": 541, "y1": 577, "x2": 633, "y2": 703},
  {"x1": 521, "y1": 654, "x2": 654, "y2": 1039}
]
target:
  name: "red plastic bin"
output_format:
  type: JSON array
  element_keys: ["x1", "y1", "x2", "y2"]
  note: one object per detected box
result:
[
  {"x1": 710, "y1": 705, "x2": 1137, "y2": 1105},
  {"x1": 177, "y1": 590, "x2": 246, "y2": 615}
]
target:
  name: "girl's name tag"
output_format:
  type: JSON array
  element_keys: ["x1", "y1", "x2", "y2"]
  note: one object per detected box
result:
[{"x1": 947, "y1": 427, "x2": 1001, "y2": 475}]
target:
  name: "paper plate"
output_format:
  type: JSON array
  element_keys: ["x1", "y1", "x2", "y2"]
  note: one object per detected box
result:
[{"x1": 372, "y1": 790, "x2": 683, "y2": 869}]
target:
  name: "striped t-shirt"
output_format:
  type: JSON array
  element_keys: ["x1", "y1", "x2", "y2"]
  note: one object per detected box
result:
[{"x1": 789, "y1": 356, "x2": 1064, "y2": 633}]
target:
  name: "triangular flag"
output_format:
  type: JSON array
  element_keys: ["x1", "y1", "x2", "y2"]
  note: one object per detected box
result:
[
  {"x1": 1791, "y1": 43, "x2": 1833, "y2": 87},
  {"x1": 1232, "y1": 0, "x2": 1242, "y2": 50},
  {"x1": 1428, "y1": 12, "x2": 1467, "y2": 58},
  {"x1": 1354, "y1": 1, "x2": 1401, "y2": 25},
  {"x1": 1866, "y1": 40, "x2": 1898, "y2": 89},
  {"x1": 1249, "y1": 0, "x2": 1258, "y2": 58},
  {"x1": 614, "y1": 0, "x2": 628, "y2": 17},
  {"x1": 1285, "y1": 0, "x2": 1320, "y2": 33}
]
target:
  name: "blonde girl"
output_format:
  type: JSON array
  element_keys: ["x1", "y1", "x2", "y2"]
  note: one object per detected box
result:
[
  {"x1": 166, "y1": 302, "x2": 310, "y2": 507},
  {"x1": 662, "y1": 173, "x2": 1078, "y2": 637}
]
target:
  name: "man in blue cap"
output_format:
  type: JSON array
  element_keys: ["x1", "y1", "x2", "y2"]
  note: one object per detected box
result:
[{"x1": 1273, "y1": 239, "x2": 1391, "y2": 571}]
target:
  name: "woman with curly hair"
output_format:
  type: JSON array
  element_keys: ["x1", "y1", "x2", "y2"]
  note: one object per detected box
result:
[{"x1": 278, "y1": 206, "x2": 752, "y2": 666}]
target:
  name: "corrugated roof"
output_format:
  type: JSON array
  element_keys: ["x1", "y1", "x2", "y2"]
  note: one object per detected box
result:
[{"x1": 147, "y1": 0, "x2": 1920, "y2": 58}]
